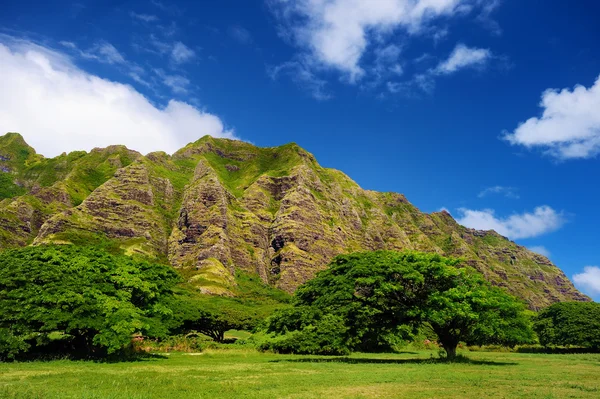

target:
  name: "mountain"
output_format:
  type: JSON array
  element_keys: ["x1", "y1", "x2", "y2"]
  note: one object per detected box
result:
[{"x1": 0, "y1": 132, "x2": 589, "y2": 309}]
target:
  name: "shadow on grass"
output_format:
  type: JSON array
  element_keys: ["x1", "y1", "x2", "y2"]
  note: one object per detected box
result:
[
  {"x1": 100, "y1": 352, "x2": 169, "y2": 363},
  {"x1": 7, "y1": 351, "x2": 169, "y2": 364},
  {"x1": 271, "y1": 355, "x2": 517, "y2": 366},
  {"x1": 517, "y1": 347, "x2": 600, "y2": 355}
]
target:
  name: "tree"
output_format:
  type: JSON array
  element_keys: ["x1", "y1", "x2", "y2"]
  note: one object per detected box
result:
[
  {"x1": 293, "y1": 251, "x2": 534, "y2": 359},
  {"x1": 534, "y1": 302, "x2": 600, "y2": 349},
  {"x1": 0, "y1": 245, "x2": 180, "y2": 359},
  {"x1": 259, "y1": 306, "x2": 349, "y2": 355},
  {"x1": 168, "y1": 295, "x2": 264, "y2": 343}
]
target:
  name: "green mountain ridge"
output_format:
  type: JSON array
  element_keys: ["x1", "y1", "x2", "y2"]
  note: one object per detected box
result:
[{"x1": 0, "y1": 132, "x2": 589, "y2": 309}]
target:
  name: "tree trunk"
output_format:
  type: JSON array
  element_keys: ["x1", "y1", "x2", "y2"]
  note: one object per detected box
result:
[{"x1": 443, "y1": 344, "x2": 457, "y2": 360}]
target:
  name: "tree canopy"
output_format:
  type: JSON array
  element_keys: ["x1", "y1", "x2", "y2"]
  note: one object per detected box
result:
[
  {"x1": 0, "y1": 245, "x2": 180, "y2": 359},
  {"x1": 166, "y1": 295, "x2": 267, "y2": 342},
  {"x1": 266, "y1": 251, "x2": 534, "y2": 358},
  {"x1": 534, "y1": 302, "x2": 600, "y2": 349}
]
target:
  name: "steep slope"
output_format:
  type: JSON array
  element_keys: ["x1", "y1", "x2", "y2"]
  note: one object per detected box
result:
[{"x1": 0, "y1": 133, "x2": 589, "y2": 309}]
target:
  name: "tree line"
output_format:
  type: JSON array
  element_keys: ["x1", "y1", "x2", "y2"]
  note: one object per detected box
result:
[{"x1": 0, "y1": 245, "x2": 597, "y2": 360}]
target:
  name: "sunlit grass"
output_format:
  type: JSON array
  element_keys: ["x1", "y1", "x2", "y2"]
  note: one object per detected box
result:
[{"x1": 1, "y1": 349, "x2": 598, "y2": 398}]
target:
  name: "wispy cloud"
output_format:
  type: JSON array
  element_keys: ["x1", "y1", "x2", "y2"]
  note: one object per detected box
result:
[
  {"x1": 504, "y1": 75, "x2": 600, "y2": 160},
  {"x1": 150, "y1": 0, "x2": 183, "y2": 17},
  {"x1": 228, "y1": 25, "x2": 253, "y2": 45},
  {"x1": 171, "y1": 41, "x2": 195, "y2": 64},
  {"x1": 456, "y1": 206, "x2": 565, "y2": 240},
  {"x1": 81, "y1": 41, "x2": 126, "y2": 64},
  {"x1": 573, "y1": 266, "x2": 600, "y2": 297},
  {"x1": 385, "y1": 43, "x2": 493, "y2": 96},
  {"x1": 143, "y1": 36, "x2": 195, "y2": 64},
  {"x1": 0, "y1": 38, "x2": 235, "y2": 157},
  {"x1": 56, "y1": 38, "x2": 152, "y2": 88},
  {"x1": 268, "y1": 59, "x2": 331, "y2": 101},
  {"x1": 475, "y1": 0, "x2": 503, "y2": 36},
  {"x1": 478, "y1": 186, "x2": 519, "y2": 199},
  {"x1": 59, "y1": 41, "x2": 77, "y2": 49},
  {"x1": 130, "y1": 12, "x2": 159, "y2": 23},
  {"x1": 434, "y1": 43, "x2": 491, "y2": 75},
  {"x1": 154, "y1": 68, "x2": 190, "y2": 94}
]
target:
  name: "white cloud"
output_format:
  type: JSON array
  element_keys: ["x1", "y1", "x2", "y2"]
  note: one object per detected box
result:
[
  {"x1": 171, "y1": 42, "x2": 195, "y2": 64},
  {"x1": 385, "y1": 43, "x2": 492, "y2": 96},
  {"x1": 144, "y1": 37, "x2": 195, "y2": 64},
  {"x1": 154, "y1": 68, "x2": 190, "y2": 94},
  {"x1": 130, "y1": 12, "x2": 159, "y2": 22},
  {"x1": 0, "y1": 39, "x2": 235, "y2": 158},
  {"x1": 434, "y1": 43, "x2": 491, "y2": 74},
  {"x1": 573, "y1": 266, "x2": 600, "y2": 296},
  {"x1": 528, "y1": 246, "x2": 550, "y2": 258},
  {"x1": 478, "y1": 185, "x2": 519, "y2": 199},
  {"x1": 269, "y1": 0, "x2": 473, "y2": 82},
  {"x1": 456, "y1": 206, "x2": 565, "y2": 240},
  {"x1": 147, "y1": 34, "x2": 172, "y2": 55},
  {"x1": 81, "y1": 41, "x2": 126, "y2": 65},
  {"x1": 504, "y1": 75, "x2": 600, "y2": 160},
  {"x1": 59, "y1": 41, "x2": 77, "y2": 49}
]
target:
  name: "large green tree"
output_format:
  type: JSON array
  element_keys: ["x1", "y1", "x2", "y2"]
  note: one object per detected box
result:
[
  {"x1": 167, "y1": 296, "x2": 263, "y2": 342},
  {"x1": 534, "y1": 302, "x2": 600, "y2": 349},
  {"x1": 291, "y1": 251, "x2": 534, "y2": 358},
  {"x1": 0, "y1": 245, "x2": 180, "y2": 359}
]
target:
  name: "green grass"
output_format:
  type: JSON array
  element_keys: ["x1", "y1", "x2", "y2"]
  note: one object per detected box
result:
[{"x1": 1, "y1": 349, "x2": 598, "y2": 398}]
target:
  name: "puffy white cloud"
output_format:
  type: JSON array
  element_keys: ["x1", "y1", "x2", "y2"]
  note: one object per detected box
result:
[
  {"x1": 528, "y1": 246, "x2": 551, "y2": 258},
  {"x1": 434, "y1": 43, "x2": 491, "y2": 74},
  {"x1": 478, "y1": 185, "x2": 519, "y2": 199},
  {"x1": 456, "y1": 206, "x2": 565, "y2": 240},
  {"x1": 573, "y1": 266, "x2": 600, "y2": 296},
  {"x1": 0, "y1": 39, "x2": 235, "y2": 158},
  {"x1": 504, "y1": 75, "x2": 600, "y2": 160},
  {"x1": 269, "y1": 0, "x2": 471, "y2": 81}
]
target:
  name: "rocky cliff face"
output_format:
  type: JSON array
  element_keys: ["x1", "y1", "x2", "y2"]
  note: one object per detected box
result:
[{"x1": 0, "y1": 133, "x2": 589, "y2": 309}]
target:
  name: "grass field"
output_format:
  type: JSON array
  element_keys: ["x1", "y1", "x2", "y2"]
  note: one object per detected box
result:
[{"x1": 1, "y1": 348, "x2": 599, "y2": 399}]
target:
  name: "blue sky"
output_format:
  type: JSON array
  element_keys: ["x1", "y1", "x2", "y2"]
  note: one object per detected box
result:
[{"x1": 1, "y1": 0, "x2": 599, "y2": 300}]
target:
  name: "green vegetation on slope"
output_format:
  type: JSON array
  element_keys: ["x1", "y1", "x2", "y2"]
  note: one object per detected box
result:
[{"x1": 187, "y1": 137, "x2": 313, "y2": 198}]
